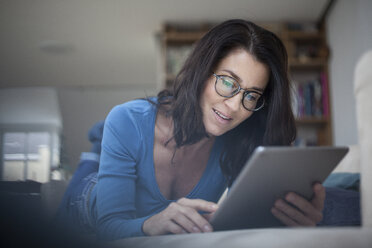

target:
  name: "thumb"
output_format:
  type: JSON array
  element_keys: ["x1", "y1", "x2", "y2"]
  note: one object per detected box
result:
[{"x1": 311, "y1": 183, "x2": 326, "y2": 211}]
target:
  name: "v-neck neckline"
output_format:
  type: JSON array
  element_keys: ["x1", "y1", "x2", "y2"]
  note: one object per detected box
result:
[{"x1": 150, "y1": 107, "x2": 219, "y2": 202}]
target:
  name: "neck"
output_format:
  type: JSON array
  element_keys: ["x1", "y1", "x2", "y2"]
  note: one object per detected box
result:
[{"x1": 155, "y1": 109, "x2": 215, "y2": 150}]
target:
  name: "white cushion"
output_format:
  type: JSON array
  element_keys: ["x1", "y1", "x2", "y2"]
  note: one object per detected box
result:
[
  {"x1": 113, "y1": 227, "x2": 372, "y2": 248},
  {"x1": 354, "y1": 50, "x2": 372, "y2": 227}
]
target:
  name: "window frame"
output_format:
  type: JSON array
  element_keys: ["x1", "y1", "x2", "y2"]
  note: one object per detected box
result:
[{"x1": 0, "y1": 123, "x2": 61, "y2": 182}]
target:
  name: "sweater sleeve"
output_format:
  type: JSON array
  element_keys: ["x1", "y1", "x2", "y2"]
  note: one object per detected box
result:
[{"x1": 95, "y1": 104, "x2": 152, "y2": 241}]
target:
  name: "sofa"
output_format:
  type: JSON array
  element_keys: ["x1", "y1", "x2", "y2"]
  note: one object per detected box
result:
[{"x1": 108, "y1": 51, "x2": 372, "y2": 248}]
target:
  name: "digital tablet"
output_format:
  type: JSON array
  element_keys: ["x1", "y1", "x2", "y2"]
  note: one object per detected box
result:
[{"x1": 210, "y1": 146, "x2": 349, "y2": 231}]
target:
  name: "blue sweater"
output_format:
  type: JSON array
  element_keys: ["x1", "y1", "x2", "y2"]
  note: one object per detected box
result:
[{"x1": 89, "y1": 99, "x2": 227, "y2": 240}]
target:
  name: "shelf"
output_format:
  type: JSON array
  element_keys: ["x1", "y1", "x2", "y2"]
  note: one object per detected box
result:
[
  {"x1": 295, "y1": 117, "x2": 329, "y2": 125},
  {"x1": 289, "y1": 58, "x2": 327, "y2": 69},
  {"x1": 284, "y1": 30, "x2": 325, "y2": 41},
  {"x1": 164, "y1": 31, "x2": 206, "y2": 43}
]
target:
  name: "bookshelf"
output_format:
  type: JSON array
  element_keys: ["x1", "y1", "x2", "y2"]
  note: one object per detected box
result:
[
  {"x1": 159, "y1": 22, "x2": 333, "y2": 146},
  {"x1": 160, "y1": 24, "x2": 210, "y2": 89},
  {"x1": 281, "y1": 23, "x2": 332, "y2": 146}
]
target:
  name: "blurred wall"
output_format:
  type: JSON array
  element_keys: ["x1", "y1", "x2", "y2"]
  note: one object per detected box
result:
[
  {"x1": 327, "y1": 0, "x2": 372, "y2": 146},
  {"x1": 0, "y1": 87, "x2": 62, "y2": 128},
  {"x1": 57, "y1": 87, "x2": 157, "y2": 174}
]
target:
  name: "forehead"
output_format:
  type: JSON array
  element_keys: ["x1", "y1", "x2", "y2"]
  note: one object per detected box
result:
[{"x1": 215, "y1": 48, "x2": 269, "y2": 90}]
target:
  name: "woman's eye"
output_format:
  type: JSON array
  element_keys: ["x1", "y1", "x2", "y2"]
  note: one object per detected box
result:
[
  {"x1": 245, "y1": 93, "x2": 258, "y2": 102},
  {"x1": 222, "y1": 79, "x2": 234, "y2": 88}
]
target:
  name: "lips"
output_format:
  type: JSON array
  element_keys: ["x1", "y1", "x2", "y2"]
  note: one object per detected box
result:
[{"x1": 213, "y1": 108, "x2": 232, "y2": 122}]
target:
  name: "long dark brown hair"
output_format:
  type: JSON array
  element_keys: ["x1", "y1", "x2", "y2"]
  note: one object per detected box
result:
[{"x1": 156, "y1": 19, "x2": 296, "y2": 187}]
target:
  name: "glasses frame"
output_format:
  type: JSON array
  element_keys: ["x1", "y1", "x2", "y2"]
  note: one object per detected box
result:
[{"x1": 213, "y1": 73, "x2": 265, "y2": 112}]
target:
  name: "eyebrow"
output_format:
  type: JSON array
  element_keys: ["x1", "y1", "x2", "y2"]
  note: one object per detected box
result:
[{"x1": 220, "y1": 69, "x2": 265, "y2": 93}]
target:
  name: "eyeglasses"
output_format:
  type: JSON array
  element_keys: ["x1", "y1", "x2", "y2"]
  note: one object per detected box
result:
[{"x1": 213, "y1": 73, "x2": 265, "y2": 111}]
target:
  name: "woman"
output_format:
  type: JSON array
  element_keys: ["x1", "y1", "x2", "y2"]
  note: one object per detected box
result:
[{"x1": 56, "y1": 19, "x2": 326, "y2": 241}]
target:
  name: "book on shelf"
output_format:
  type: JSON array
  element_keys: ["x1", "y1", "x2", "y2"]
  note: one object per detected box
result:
[
  {"x1": 166, "y1": 45, "x2": 193, "y2": 77},
  {"x1": 320, "y1": 72, "x2": 329, "y2": 118},
  {"x1": 293, "y1": 136, "x2": 318, "y2": 147},
  {"x1": 291, "y1": 77, "x2": 327, "y2": 120}
]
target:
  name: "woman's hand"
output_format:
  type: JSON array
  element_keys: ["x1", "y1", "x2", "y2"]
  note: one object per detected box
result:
[
  {"x1": 271, "y1": 183, "x2": 325, "y2": 226},
  {"x1": 142, "y1": 198, "x2": 218, "y2": 236}
]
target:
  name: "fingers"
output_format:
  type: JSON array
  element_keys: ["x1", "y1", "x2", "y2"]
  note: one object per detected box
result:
[
  {"x1": 311, "y1": 183, "x2": 326, "y2": 211},
  {"x1": 143, "y1": 212, "x2": 186, "y2": 236},
  {"x1": 272, "y1": 199, "x2": 315, "y2": 226},
  {"x1": 177, "y1": 197, "x2": 218, "y2": 213},
  {"x1": 271, "y1": 206, "x2": 300, "y2": 226},
  {"x1": 272, "y1": 184, "x2": 326, "y2": 227},
  {"x1": 285, "y1": 184, "x2": 325, "y2": 224},
  {"x1": 143, "y1": 198, "x2": 217, "y2": 236},
  {"x1": 167, "y1": 221, "x2": 187, "y2": 235},
  {"x1": 285, "y1": 193, "x2": 323, "y2": 224},
  {"x1": 202, "y1": 212, "x2": 214, "y2": 222},
  {"x1": 171, "y1": 212, "x2": 202, "y2": 233},
  {"x1": 169, "y1": 202, "x2": 212, "y2": 233},
  {"x1": 176, "y1": 198, "x2": 217, "y2": 232}
]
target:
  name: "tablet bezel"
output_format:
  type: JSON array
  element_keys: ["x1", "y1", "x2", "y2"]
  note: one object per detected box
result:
[{"x1": 210, "y1": 146, "x2": 349, "y2": 231}]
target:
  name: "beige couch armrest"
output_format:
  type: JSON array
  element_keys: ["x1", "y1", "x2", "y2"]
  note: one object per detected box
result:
[
  {"x1": 333, "y1": 145, "x2": 360, "y2": 173},
  {"x1": 354, "y1": 50, "x2": 372, "y2": 227}
]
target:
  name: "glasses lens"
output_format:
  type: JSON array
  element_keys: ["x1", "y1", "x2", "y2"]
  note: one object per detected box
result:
[
  {"x1": 215, "y1": 76, "x2": 239, "y2": 97},
  {"x1": 243, "y1": 91, "x2": 264, "y2": 111}
]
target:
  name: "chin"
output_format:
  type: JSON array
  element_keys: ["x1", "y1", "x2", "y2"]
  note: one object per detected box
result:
[{"x1": 205, "y1": 126, "x2": 228, "y2": 137}]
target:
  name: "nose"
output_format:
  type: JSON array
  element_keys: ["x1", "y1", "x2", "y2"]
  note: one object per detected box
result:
[{"x1": 224, "y1": 92, "x2": 243, "y2": 112}]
